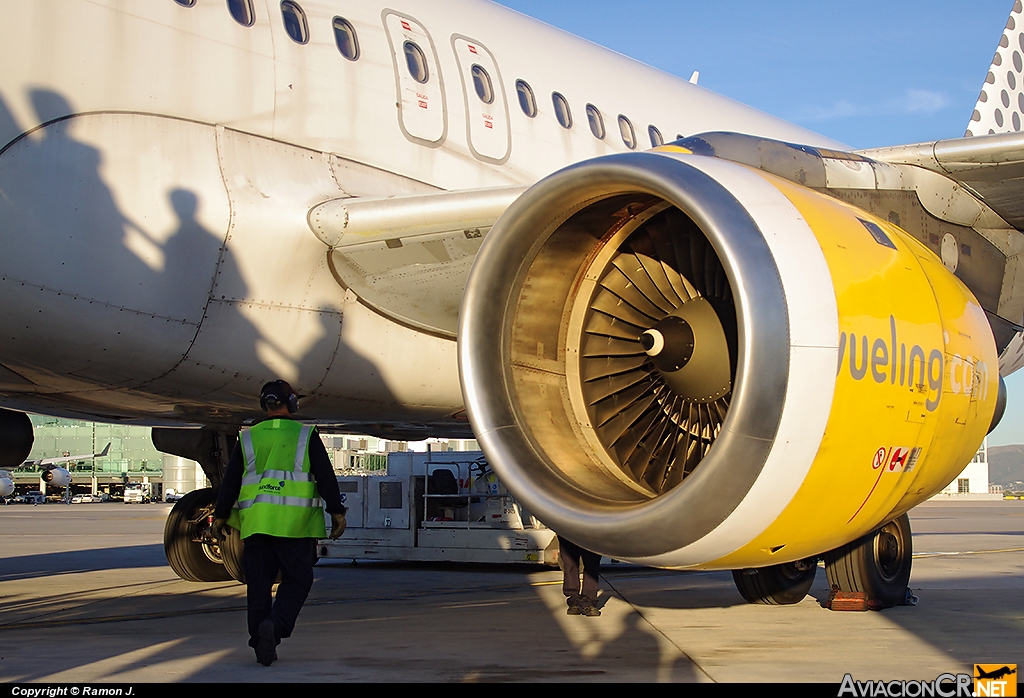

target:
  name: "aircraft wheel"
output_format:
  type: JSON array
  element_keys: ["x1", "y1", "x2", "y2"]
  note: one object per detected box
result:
[
  {"x1": 732, "y1": 558, "x2": 817, "y2": 604},
  {"x1": 164, "y1": 488, "x2": 232, "y2": 582},
  {"x1": 824, "y1": 513, "x2": 912, "y2": 608},
  {"x1": 220, "y1": 526, "x2": 246, "y2": 583}
]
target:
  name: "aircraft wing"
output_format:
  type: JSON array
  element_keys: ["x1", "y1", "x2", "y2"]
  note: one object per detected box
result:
[
  {"x1": 308, "y1": 186, "x2": 525, "y2": 338},
  {"x1": 859, "y1": 131, "x2": 1024, "y2": 229},
  {"x1": 24, "y1": 442, "x2": 111, "y2": 469}
]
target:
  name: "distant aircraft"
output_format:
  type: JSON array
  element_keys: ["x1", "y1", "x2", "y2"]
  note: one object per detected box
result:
[
  {"x1": 0, "y1": 443, "x2": 112, "y2": 496},
  {"x1": 0, "y1": 1, "x2": 1019, "y2": 605}
]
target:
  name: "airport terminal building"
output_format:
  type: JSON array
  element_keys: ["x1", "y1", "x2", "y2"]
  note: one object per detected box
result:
[
  {"x1": 15, "y1": 415, "x2": 478, "y2": 499},
  {"x1": 19, "y1": 415, "x2": 173, "y2": 497},
  {"x1": 934, "y1": 439, "x2": 996, "y2": 499}
]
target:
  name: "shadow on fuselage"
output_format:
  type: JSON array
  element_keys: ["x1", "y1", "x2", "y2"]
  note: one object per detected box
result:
[{"x1": 0, "y1": 87, "x2": 400, "y2": 422}]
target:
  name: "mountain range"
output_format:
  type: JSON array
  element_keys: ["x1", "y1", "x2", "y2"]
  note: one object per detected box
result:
[{"x1": 986, "y1": 444, "x2": 1024, "y2": 491}]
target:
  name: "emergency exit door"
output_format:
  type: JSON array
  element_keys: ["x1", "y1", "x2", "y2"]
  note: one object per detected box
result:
[
  {"x1": 383, "y1": 12, "x2": 447, "y2": 146},
  {"x1": 452, "y1": 36, "x2": 511, "y2": 164}
]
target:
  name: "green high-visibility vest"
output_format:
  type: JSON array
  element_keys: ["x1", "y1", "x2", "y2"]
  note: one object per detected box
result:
[{"x1": 229, "y1": 419, "x2": 327, "y2": 539}]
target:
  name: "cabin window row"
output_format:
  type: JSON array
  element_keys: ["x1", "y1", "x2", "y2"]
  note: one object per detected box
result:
[
  {"x1": 174, "y1": 0, "x2": 359, "y2": 60},
  {"x1": 175, "y1": 1, "x2": 669, "y2": 149},
  {"x1": 519, "y1": 82, "x2": 664, "y2": 149}
]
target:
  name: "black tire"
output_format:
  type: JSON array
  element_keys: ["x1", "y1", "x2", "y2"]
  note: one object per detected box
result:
[
  {"x1": 220, "y1": 526, "x2": 246, "y2": 584},
  {"x1": 824, "y1": 513, "x2": 912, "y2": 608},
  {"x1": 163, "y1": 488, "x2": 232, "y2": 582},
  {"x1": 732, "y1": 558, "x2": 817, "y2": 605}
]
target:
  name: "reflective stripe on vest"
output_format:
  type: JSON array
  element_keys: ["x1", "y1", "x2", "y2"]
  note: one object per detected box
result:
[
  {"x1": 238, "y1": 494, "x2": 323, "y2": 509},
  {"x1": 241, "y1": 469, "x2": 315, "y2": 487},
  {"x1": 234, "y1": 420, "x2": 326, "y2": 539}
]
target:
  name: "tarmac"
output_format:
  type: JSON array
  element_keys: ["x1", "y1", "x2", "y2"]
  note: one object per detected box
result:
[{"x1": 0, "y1": 499, "x2": 1022, "y2": 683}]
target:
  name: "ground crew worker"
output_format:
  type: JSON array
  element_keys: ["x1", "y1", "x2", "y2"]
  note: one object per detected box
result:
[
  {"x1": 213, "y1": 380, "x2": 347, "y2": 666},
  {"x1": 557, "y1": 535, "x2": 602, "y2": 616}
]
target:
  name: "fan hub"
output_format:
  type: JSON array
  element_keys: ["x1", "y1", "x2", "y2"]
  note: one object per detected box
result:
[
  {"x1": 641, "y1": 317, "x2": 694, "y2": 372},
  {"x1": 652, "y1": 298, "x2": 732, "y2": 403}
]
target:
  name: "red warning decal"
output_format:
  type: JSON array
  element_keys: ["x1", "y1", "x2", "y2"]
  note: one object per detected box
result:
[
  {"x1": 469, "y1": 44, "x2": 478, "y2": 54},
  {"x1": 401, "y1": 20, "x2": 411, "y2": 30},
  {"x1": 871, "y1": 448, "x2": 887, "y2": 470},
  {"x1": 854, "y1": 445, "x2": 915, "y2": 525},
  {"x1": 888, "y1": 447, "x2": 910, "y2": 472}
]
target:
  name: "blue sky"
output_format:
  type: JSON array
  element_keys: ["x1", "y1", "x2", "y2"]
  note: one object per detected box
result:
[
  {"x1": 495, "y1": 1, "x2": 1010, "y2": 148},
  {"x1": 497, "y1": 0, "x2": 1024, "y2": 446}
]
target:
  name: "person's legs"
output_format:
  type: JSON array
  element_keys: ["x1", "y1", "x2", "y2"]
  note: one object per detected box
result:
[
  {"x1": 579, "y1": 548, "x2": 602, "y2": 616},
  {"x1": 269, "y1": 537, "x2": 315, "y2": 640},
  {"x1": 242, "y1": 535, "x2": 280, "y2": 649},
  {"x1": 558, "y1": 535, "x2": 584, "y2": 614},
  {"x1": 580, "y1": 548, "x2": 601, "y2": 601}
]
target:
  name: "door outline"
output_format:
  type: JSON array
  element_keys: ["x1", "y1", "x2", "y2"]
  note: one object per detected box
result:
[
  {"x1": 382, "y1": 9, "x2": 448, "y2": 148},
  {"x1": 451, "y1": 34, "x2": 511, "y2": 165}
]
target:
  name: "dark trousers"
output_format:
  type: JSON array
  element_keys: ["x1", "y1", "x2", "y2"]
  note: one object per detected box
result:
[
  {"x1": 558, "y1": 535, "x2": 601, "y2": 601},
  {"x1": 242, "y1": 534, "x2": 316, "y2": 648}
]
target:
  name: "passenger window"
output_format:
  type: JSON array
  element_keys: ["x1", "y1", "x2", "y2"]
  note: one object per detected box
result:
[
  {"x1": 227, "y1": 0, "x2": 255, "y2": 27},
  {"x1": 586, "y1": 104, "x2": 605, "y2": 139},
  {"x1": 280, "y1": 1, "x2": 308, "y2": 44},
  {"x1": 174, "y1": 0, "x2": 196, "y2": 7},
  {"x1": 552, "y1": 92, "x2": 572, "y2": 129},
  {"x1": 333, "y1": 17, "x2": 359, "y2": 61},
  {"x1": 471, "y1": 65, "x2": 494, "y2": 104},
  {"x1": 648, "y1": 125, "x2": 664, "y2": 147},
  {"x1": 516, "y1": 80, "x2": 537, "y2": 117},
  {"x1": 404, "y1": 41, "x2": 430, "y2": 84},
  {"x1": 618, "y1": 115, "x2": 636, "y2": 149}
]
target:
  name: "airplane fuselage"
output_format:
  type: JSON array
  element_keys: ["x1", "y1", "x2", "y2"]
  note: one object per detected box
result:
[
  {"x1": 0, "y1": 1, "x2": 1013, "y2": 579},
  {"x1": 0, "y1": 0, "x2": 838, "y2": 429}
]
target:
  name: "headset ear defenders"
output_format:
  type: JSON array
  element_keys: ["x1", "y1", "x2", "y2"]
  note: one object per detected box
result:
[{"x1": 259, "y1": 380, "x2": 300, "y2": 413}]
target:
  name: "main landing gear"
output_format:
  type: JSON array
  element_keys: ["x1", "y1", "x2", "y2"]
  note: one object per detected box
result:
[
  {"x1": 154, "y1": 427, "x2": 245, "y2": 583},
  {"x1": 823, "y1": 513, "x2": 913, "y2": 608},
  {"x1": 163, "y1": 487, "x2": 245, "y2": 583},
  {"x1": 731, "y1": 513, "x2": 914, "y2": 608},
  {"x1": 732, "y1": 558, "x2": 817, "y2": 605}
]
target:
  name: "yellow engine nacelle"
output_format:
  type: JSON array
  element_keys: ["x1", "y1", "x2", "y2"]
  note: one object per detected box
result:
[{"x1": 459, "y1": 150, "x2": 998, "y2": 569}]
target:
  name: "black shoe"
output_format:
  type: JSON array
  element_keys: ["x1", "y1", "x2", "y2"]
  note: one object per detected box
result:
[
  {"x1": 579, "y1": 597, "x2": 602, "y2": 616},
  {"x1": 255, "y1": 619, "x2": 277, "y2": 666}
]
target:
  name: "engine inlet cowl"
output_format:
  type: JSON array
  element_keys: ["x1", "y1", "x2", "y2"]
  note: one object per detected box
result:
[{"x1": 459, "y1": 151, "x2": 844, "y2": 563}]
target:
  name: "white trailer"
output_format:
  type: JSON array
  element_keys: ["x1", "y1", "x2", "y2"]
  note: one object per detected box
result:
[{"x1": 317, "y1": 451, "x2": 558, "y2": 565}]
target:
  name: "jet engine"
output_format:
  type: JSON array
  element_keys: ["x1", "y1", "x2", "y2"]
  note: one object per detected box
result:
[
  {"x1": 459, "y1": 150, "x2": 999, "y2": 569},
  {"x1": 42, "y1": 467, "x2": 71, "y2": 488},
  {"x1": 0, "y1": 408, "x2": 33, "y2": 466},
  {"x1": 0, "y1": 473, "x2": 13, "y2": 498}
]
